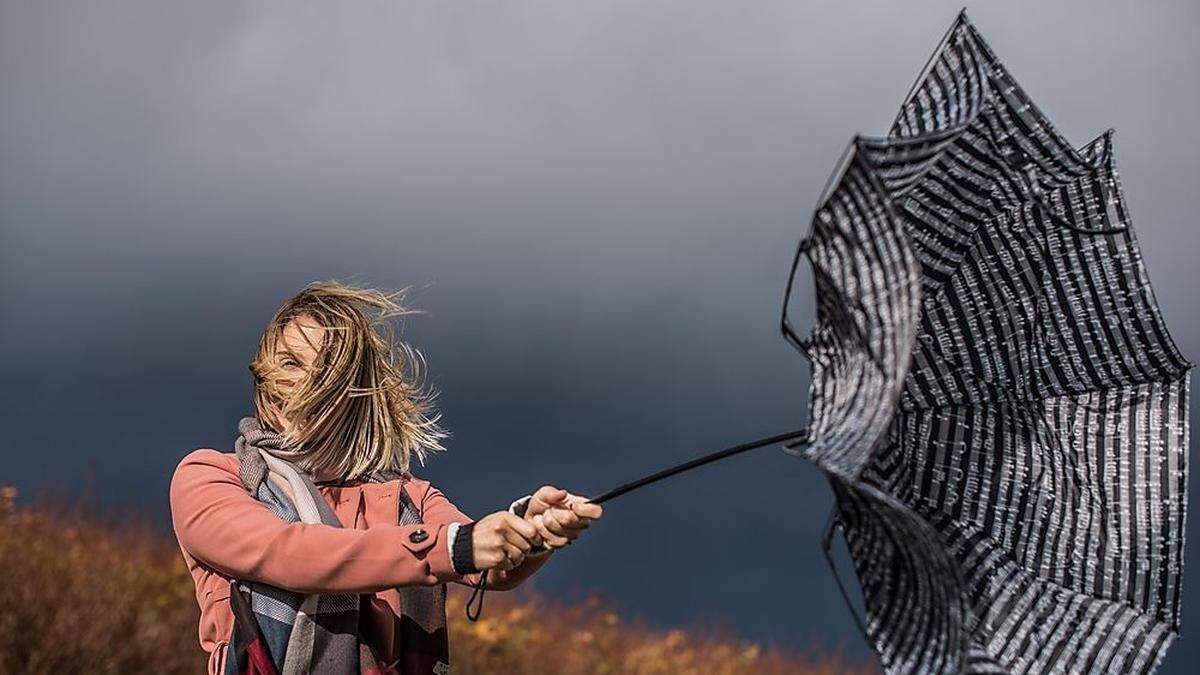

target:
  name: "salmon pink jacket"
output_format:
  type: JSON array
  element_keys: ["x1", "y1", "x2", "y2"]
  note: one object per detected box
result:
[{"x1": 169, "y1": 448, "x2": 543, "y2": 674}]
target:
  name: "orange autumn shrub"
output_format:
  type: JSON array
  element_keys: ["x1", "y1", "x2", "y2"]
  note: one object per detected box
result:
[
  {"x1": 0, "y1": 487, "x2": 202, "y2": 674},
  {"x1": 446, "y1": 590, "x2": 873, "y2": 675},
  {"x1": 0, "y1": 488, "x2": 871, "y2": 675}
]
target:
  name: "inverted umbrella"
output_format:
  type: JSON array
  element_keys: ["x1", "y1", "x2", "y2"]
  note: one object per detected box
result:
[
  {"x1": 782, "y1": 12, "x2": 1191, "y2": 674},
  {"x1": 469, "y1": 13, "x2": 1189, "y2": 675}
]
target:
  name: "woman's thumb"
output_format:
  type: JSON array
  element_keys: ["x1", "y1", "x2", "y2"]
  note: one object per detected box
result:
[{"x1": 536, "y1": 486, "x2": 568, "y2": 503}]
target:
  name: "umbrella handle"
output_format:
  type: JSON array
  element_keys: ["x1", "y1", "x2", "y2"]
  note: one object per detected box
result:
[{"x1": 821, "y1": 506, "x2": 869, "y2": 643}]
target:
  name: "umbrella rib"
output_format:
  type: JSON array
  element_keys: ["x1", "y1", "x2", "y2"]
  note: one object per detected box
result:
[{"x1": 822, "y1": 507, "x2": 870, "y2": 641}]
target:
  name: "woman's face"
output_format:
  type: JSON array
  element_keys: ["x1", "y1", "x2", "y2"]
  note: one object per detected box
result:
[
  {"x1": 264, "y1": 314, "x2": 325, "y2": 433},
  {"x1": 276, "y1": 314, "x2": 324, "y2": 379}
]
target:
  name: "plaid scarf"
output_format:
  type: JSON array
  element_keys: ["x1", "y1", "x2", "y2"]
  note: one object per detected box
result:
[{"x1": 225, "y1": 417, "x2": 449, "y2": 675}]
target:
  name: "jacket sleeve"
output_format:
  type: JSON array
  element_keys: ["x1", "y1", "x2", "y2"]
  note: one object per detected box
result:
[
  {"x1": 169, "y1": 449, "x2": 460, "y2": 594},
  {"x1": 417, "y1": 483, "x2": 551, "y2": 590}
]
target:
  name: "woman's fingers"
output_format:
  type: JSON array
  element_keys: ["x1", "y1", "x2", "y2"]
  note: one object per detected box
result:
[
  {"x1": 500, "y1": 524, "x2": 535, "y2": 552},
  {"x1": 542, "y1": 508, "x2": 589, "y2": 543},
  {"x1": 532, "y1": 514, "x2": 571, "y2": 548},
  {"x1": 529, "y1": 485, "x2": 569, "y2": 515},
  {"x1": 569, "y1": 501, "x2": 603, "y2": 520},
  {"x1": 473, "y1": 510, "x2": 543, "y2": 570},
  {"x1": 473, "y1": 495, "x2": 602, "y2": 570},
  {"x1": 500, "y1": 540, "x2": 526, "y2": 569},
  {"x1": 502, "y1": 511, "x2": 539, "y2": 538},
  {"x1": 558, "y1": 506, "x2": 592, "y2": 528},
  {"x1": 500, "y1": 511, "x2": 540, "y2": 547}
]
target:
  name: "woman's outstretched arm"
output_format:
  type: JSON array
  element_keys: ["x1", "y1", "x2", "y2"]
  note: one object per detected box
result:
[{"x1": 170, "y1": 449, "x2": 461, "y2": 594}]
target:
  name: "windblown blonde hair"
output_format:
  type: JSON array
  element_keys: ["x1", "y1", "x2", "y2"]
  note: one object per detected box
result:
[{"x1": 250, "y1": 281, "x2": 445, "y2": 481}]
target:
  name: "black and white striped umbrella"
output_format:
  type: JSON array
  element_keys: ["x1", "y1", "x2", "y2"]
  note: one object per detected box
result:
[{"x1": 783, "y1": 12, "x2": 1191, "y2": 674}]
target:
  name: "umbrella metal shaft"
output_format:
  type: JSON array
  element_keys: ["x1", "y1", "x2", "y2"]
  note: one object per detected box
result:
[
  {"x1": 589, "y1": 428, "x2": 810, "y2": 505},
  {"x1": 468, "y1": 427, "x2": 812, "y2": 621}
]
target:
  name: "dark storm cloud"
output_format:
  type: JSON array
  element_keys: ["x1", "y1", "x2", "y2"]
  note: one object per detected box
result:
[{"x1": 2, "y1": 1, "x2": 1197, "y2": 670}]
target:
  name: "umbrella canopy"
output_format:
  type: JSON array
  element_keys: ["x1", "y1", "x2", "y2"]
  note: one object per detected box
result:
[{"x1": 784, "y1": 12, "x2": 1191, "y2": 674}]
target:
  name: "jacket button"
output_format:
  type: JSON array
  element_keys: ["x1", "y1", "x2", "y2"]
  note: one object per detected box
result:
[{"x1": 409, "y1": 529, "x2": 429, "y2": 544}]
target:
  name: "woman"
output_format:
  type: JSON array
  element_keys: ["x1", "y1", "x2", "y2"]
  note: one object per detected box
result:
[{"x1": 170, "y1": 282, "x2": 602, "y2": 674}]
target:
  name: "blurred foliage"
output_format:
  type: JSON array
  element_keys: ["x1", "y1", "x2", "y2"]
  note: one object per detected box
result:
[
  {"x1": 0, "y1": 486, "x2": 201, "y2": 674},
  {"x1": 0, "y1": 487, "x2": 871, "y2": 674}
]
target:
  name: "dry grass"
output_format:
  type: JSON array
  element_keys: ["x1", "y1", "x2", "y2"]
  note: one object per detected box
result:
[{"x1": 0, "y1": 488, "x2": 870, "y2": 674}]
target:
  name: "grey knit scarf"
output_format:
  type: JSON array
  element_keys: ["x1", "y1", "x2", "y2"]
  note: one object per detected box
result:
[{"x1": 227, "y1": 417, "x2": 449, "y2": 675}]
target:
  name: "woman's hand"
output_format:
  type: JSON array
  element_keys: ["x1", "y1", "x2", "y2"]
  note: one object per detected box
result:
[
  {"x1": 523, "y1": 486, "x2": 603, "y2": 551},
  {"x1": 470, "y1": 511, "x2": 541, "y2": 571}
]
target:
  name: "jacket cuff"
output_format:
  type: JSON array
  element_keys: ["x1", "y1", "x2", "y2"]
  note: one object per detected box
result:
[
  {"x1": 420, "y1": 523, "x2": 460, "y2": 581},
  {"x1": 509, "y1": 495, "x2": 532, "y2": 518},
  {"x1": 451, "y1": 522, "x2": 479, "y2": 575}
]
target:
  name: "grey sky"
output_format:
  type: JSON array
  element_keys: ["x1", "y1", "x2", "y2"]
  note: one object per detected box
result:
[{"x1": 2, "y1": 1, "x2": 1197, "y2": 671}]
